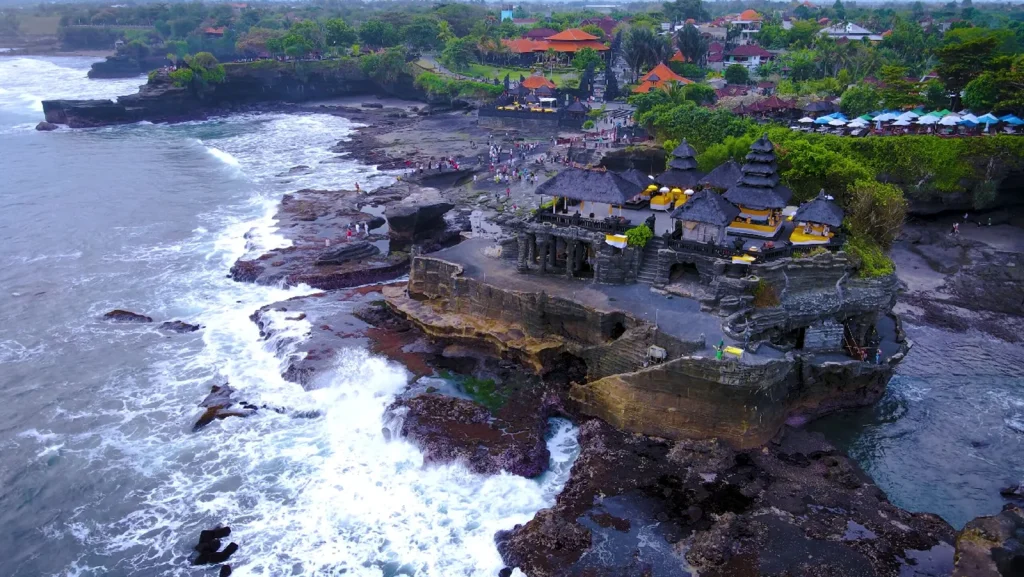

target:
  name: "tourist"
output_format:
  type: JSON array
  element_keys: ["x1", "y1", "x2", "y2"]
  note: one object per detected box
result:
[
  {"x1": 876, "y1": 348, "x2": 882, "y2": 365},
  {"x1": 355, "y1": 182, "x2": 360, "y2": 192},
  {"x1": 506, "y1": 187, "x2": 511, "y2": 199}
]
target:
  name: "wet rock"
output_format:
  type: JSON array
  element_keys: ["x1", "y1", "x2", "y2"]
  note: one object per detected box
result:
[
  {"x1": 194, "y1": 542, "x2": 238, "y2": 565},
  {"x1": 35, "y1": 121, "x2": 58, "y2": 131},
  {"x1": 219, "y1": 566, "x2": 232, "y2": 577},
  {"x1": 1000, "y1": 482, "x2": 1024, "y2": 498},
  {"x1": 953, "y1": 504, "x2": 1024, "y2": 577},
  {"x1": 497, "y1": 422, "x2": 955, "y2": 577},
  {"x1": 389, "y1": 393, "x2": 549, "y2": 478},
  {"x1": 361, "y1": 102, "x2": 384, "y2": 108},
  {"x1": 193, "y1": 384, "x2": 257, "y2": 431},
  {"x1": 316, "y1": 241, "x2": 380, "y2": 265},
  {"x1": 384, "y1": 187, "x2": 454, "y2": 243},
  {"x1": 229, "y1": 260, "x2": 265, "y2": 283},
  {"x1": 276, "y1": 165, "x2": 312, "y2": 177},
  {"x1": 192, "y1": 527, "x2": 236, "y2": 566},
  {"x1": 161, "y1": 320, "x2": 201, "y2": 333},
  {"x1": 103, "y1": 309, "x2": 153, "y2": 323}
]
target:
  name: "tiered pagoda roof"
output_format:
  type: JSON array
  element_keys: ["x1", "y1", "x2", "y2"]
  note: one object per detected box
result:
[
  {"x1": 655, "y1": 139, "x2": 704, "y2": 188},
  {"x1": 723, "y1": 135, "x2": 792, "y2": 210},
  {"x1": 793, "y1": 190, "x2": 844, "y2": 226}
]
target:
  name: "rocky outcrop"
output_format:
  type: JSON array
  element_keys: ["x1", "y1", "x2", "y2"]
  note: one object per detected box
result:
[
  {"x1": 498, "y1": 420, "x2": 955, "y2": 577},
  {"x1": 193, "y1": 384, "x2": 257, "y2": 431},
  {"x1": 953, "y1": 504, "x2": 1024, "y2": 577},
  {"x1": 103, "y1": 309, "x2": 153, "y2": 323},
  {"x1": 388, "y1": 393, "x2": 550, "y2": 478},
  {"x1": 161, "y1": 320, "x2": 202, "y2": 333},
  {"x1": 43, "y1": 58, "x2": 425, "y2": 128},
  {"x1": 35, "y1": 121, "x2": 57, "y2": 131},
  {"x1": 315, "y1": 241, "x2": 380, "y2": 265},
  {"x1": 384, "y1": 187, "x2": 455, "y2": 245},
  {"x1": 87, "y1": 55, "x2": 166, "y2": 78}
]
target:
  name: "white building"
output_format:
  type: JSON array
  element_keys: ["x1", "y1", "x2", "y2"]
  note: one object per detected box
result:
[{"x1": 819, "y1": 22, "x2": 883, "y2": 42}]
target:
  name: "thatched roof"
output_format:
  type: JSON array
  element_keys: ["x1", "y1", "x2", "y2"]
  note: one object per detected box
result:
[
  {"x1": 671, "y1": 139, "x2": 698, "y2": 159},
  {"x1": 724, "y1": 184, "x2": 791, "y2": 209},
  {"x1": 616, "y1": 168, "x2": 653, "y2": 190},
  {"x1": 535, "y1": 168, "x2": 638, "y2": 204},
  {"x1": 698, "y1": 160, "x2": 742, "y2": 190},
  {"x1": 670, "y1": 190, "x2": 739, "y2": 226},
  {"x1": 565, "y1": 100, "x2": 589, "y2": 113},
  {"x1": 749, "y1": 134, "x2": 774, "y2": 153},
  {"x1": 793, "y1": 190, "x2": 844, "y2": 226},
  {"x1": 802, "y1": 100, "x2": 836, "y2": 113},
  {"x1": 724, "y1": 135, "x2": 791, "y2": 209},
  {"x1": 656, "y1": 167, "x2": 705, "y2": 188},
  {"x1": 669, "y1": 156, "x2": 699, "y2": 171}
]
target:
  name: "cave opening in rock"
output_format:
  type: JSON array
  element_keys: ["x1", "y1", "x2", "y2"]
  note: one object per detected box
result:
[
  {"x1": 610, "y1": 322, "x2": 626, "y2": 340},
  {"x1": 669, "y1": 262, "x2": 700, "y2": 283}
]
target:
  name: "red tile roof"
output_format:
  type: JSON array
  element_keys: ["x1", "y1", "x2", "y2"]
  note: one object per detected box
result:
[
  {"x1": 203, "y1": 26, "x2": 226, "y2": 35},
  {"x1": 521, "y1": 75, "x2": 556, "y2": 89},
  {"x1": 547, "y1": 40, "x2": 608, "y2": 52},
  {"x1": 546, "y1": 28, "x2": 599, "y2": 41},
  {"x1": 633, "y1": 62, "x2": 693, "y2": 92},
  {"x1": 503, "y1": 38, "x2": 549, "y2": 53},
  {"x1": 737, "y1": 9, "x2": 762, "y2": 21},
  {"x1": 580, "y1": 17, "x2": 617, "y2": 36},
  {"x1": 670, "y1": 49, "x2": 689, "y2": 62},
  {"x1": 728, "y1": 44, "x2": 772, "y2": 58}
]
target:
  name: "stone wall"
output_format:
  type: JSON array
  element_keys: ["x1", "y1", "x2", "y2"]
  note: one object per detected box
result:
[{"x1": 571, "y1": 355, "x2": 796, "y2": 447}]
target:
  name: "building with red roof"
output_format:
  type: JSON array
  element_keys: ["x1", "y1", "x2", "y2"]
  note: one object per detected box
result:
[
  {"x1": 521, "y1": 75, "x2": 557, "y2": 90},
  {"x1": 632, "y1": 62, "x2": 693, "y2": 93},
  {"x1": 726, "y1": 43, "x2": 773, "y2": 71},
  {"x1": 579, "y1": 16, "x2": 618, "y2": 37},
  {"x1": 731, "y1": 10, "x2": 763, "y2": 44},
  {"x1": 524, "y1": 28, "x2": 557, "y2": 40}
]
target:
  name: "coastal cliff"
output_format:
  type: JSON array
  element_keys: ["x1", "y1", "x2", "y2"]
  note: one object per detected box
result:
[
  {"x1": 384, "y1": 241, "x2": 909, "y2": 448},
  {"x1": 43, "y1": 58, "x2": 424, "y2": 128}
]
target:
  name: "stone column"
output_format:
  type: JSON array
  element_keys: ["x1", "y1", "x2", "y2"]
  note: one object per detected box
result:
[
  {"x1": 517, "y1": 232, "x2": 529, "y2": 273},
  {"x1": 527, "y1": 233, "x2": 536, "y2": 264},
  {"x1": 539, "y1": 234, "x2": 550, "y2": 274},
  {"x1": 566, "y1": 239, "x2": 577, "y2": 278},
  {"x1": 547, "y1": 235, "x2": 557, "y2": 269}
]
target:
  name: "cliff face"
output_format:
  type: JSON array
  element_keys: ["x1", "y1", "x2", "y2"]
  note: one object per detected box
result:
[
  {"x1": 43, "y1": 58, "x2": 424, "y2": 128},
  {"x1": 87, "y1": 55, "x2": 167, "y2": 79},
  {"x1": 386, "y1": 253, "x2": 908, "y2": 448}
]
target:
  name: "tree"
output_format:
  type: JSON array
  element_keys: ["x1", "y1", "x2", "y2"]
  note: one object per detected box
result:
[
  {"x1": 674, "y1": 24, "x2": 708, "y2": 66},
  {"x1": 581, "y1": 24, "x2": 606, "y2": 40},
  {"x1": 401, "y1": 16, "x2": 442, "y2": 51},
  {"x1": 236, "y1": 27, "x2": 284, "y2": 56},
  {"x1": 324, "y1": 18, "x2": 357, "y2": 49},
  {"x1": 173, "y1": 52, "x2": 226, "y2": 88},
  {"x1": 845, "y1": 179, "x2": 906, "y2": 250},
  {"x1": 922, "y1": 80, "x2": 948, "y2": 110},
  {"x1": 833, "y1": 0, "x2": 846, "y2": 21},
  {"x1": 935, "y1": 34, "x2": 999, "y2": 97},
  {"x1": 359, "y1": 46, "x2": 407, "y2": 86},
  {"x1": 724, "y1": 63, "x2": 749, "y2": 85},
  {"x1": 878, "y1": 65, "x2": 919, "y2": 109},
  {"x1": 440, "y1": 36, "x2": 476, "y2": 71},
  {"x1": 604, "y1": 65, "x2": 620, "y2": 100},
  {"x1": 911, "y1": 1, "x2": 925, "y2": 20},
  {"x1": 839, "y1": 83, "x2": 880, "y2": 116},
  {"x1": 623, "y1": 26, "x2": 670, "y2": 81},
  {"x1": 662, "y1": 0, "x2": 709, "y2": 24},
  {"x1": 572, "y1": 47, "x2": 603, "y2": 71},
  {"x1": 120, "y1": 39, "x2": 150, "y2": 62},
  {"x1": 962, "y1": 55, "x2": 1024, "y2": 113},
  {"x1": 359, "y1": 19, "x2": 399, "y2": 49},
  {"x1": 788, "y1": 20, "x2": 821, "y2": 48}
]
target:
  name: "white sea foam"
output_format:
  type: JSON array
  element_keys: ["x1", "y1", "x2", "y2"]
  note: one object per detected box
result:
[
  {"x1": 14, "y1": 110, "x2": 575, "y2": 576},
  {"x1": 0, "y1": 57, "x2": 142, "y2": 116}
]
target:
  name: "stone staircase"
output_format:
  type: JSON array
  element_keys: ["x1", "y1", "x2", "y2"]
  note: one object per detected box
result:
[{"x1": 636, "y1": 237, "x2": 665, "y2": 285}]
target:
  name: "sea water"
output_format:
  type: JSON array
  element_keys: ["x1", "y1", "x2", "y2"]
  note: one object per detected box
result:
[{"x1": 0, "y1": 56, "x2": 579, "y2": 576}]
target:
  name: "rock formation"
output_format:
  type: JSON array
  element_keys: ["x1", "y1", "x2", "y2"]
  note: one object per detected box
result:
[
  {"x1": 103, "y1": 309, "x2": 153, "y2": 323},
  {"x1": 953, "y1": 504, "x2": 1024, "y2": 577}
]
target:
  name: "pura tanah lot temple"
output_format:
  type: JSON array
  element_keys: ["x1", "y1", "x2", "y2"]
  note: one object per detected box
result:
[{"x1": 385, "y1": 133, "x2": 908, "y2": 447}]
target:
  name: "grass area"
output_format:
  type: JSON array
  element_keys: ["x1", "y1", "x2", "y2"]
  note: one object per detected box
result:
[
  {"x1": 19, "y1": 16, "x2": 61, "y2": 36},
  {"x1": 464, "y1": 62, "x2": 577, "y2": 84}
]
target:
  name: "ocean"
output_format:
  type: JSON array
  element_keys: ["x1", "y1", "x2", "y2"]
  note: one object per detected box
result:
[
  {"x1": 0, "y1": 55, "x2": 1021, "y2": 577},
  {"x1": 0, "y1": 56, "x2": 578, "y2": 577}
]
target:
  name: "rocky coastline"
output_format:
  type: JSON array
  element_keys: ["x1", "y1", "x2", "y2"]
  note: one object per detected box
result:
[{"x1": 203, "y1": 101, "x2": 1024, "y2": 575}]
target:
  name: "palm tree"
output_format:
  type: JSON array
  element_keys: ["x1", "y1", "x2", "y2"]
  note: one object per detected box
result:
[
  {"x1": 623, "y1": 27, "x2": 671, "y2": 82},
  {"x1": 674, "y1": 23, "x2": 708, "y2": 67}
]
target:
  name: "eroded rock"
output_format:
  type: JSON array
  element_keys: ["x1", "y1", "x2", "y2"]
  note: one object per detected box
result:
[
  {"x1": 161, "y1": 320, "x2": 201, "y2": 333},
  {"x1": 953, "y1": 504, "x2": 1024, "y2": 577},
  {"x1": 103, "y1": 309, "x2": 153, "y2": 323},
  {"x1": 316, "y1": 241, "x2": 380, "y2": 265}
]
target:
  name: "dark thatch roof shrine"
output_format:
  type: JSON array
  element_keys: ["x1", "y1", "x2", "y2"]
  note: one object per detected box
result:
[
  {"x1": 535, "y1": 168, "x2": 638, "y2": 205},
  {"x1": 793, "y1": 190, "x2": 844, "y2": 226},
  {"x1": 698, "y1": 160, "x2": 742, "y2": 190},
  {"x1": 616, "y1": 168, "x2": 653, "y2": 190},
  {"x1": 724, "y1": 135, "x2": 792, "y2": 210},
  {"x1": 656, "y1": 138, "x2": 704, "y2": 188},
  {"x1": 565, "y1": 100, "x2": 589, "y2": 113},
  {"x1": 670, "y1": 190, "x2": 740, "y2": 226}
]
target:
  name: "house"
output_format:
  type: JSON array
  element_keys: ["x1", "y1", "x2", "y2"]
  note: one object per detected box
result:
[
  {"x1": 698, "y1": 25, "x2": 727, "y2": 41},
  {"x1": 726, "y1": 44, "x2": 773, "y2": 72},
  {"x1": 671, "y1": 189, "x2": 740, "y2": 245},
  {"x1": 731, "y1": 10, "x2": 763, "y2": 45},
  {"x1": 706, "y1": 41, "x2": 726, "y2": 71},
  {"x1": 502, "y1": 28, "x2": 608, "y2": 65},
  {"x1": 820, "y1": 22, "x2": 883, "y2": 42},
  {"x1": 632, "y1": 62, "x2": 693, "y2": 93},
  {"x1": 524, "y1": 28, "x2": 556, "y2": 40},
  {"x1": 580, "y1": 16, "x2": 618, "y2": 37},
  {"x1": 203, "y1": 27, "x2": 226, "y2": 38}
]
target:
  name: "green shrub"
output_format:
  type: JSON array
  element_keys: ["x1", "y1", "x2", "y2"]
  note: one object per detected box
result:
[
  {"x1": 624, "y1": 224, "x2": 652, "y2": 247},
  {"x1": 752, "y1": 279, "x2": 781, "y2": 308},
  {"x1": 844, "y1": 234, "x2": 895, "y2": 278},
  {"x1": 414, "y1": 71, "x2": 503, "y2": 100},
  {"x1": 583, "y1": 120, "x2": 595, "y2": 129},
  {"x1": 794, "y1": 246, "x2": 829, "y2": 258},
  {"x1": 168, "y1": 67, "x2": 194, "y2": 87}
]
